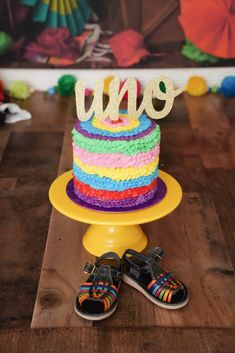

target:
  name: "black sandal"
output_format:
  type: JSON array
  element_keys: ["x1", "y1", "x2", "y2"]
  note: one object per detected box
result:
[
  {"x1": 75, "y1": 252, "x2": 121, "y2": 320},
  {"x1": 122, "y1": 248, "x2": 189, "y2": 309}
]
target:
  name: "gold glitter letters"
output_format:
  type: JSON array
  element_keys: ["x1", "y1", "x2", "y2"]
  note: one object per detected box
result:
[{"x1": 75, "y1": 76, "x2": 182, "y2": 121}]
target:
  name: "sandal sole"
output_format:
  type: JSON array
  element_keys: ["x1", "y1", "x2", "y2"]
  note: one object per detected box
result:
[
  {"x1": 74, "y1": 302, "x2": 118, "y2": 321},
  {"x1": 122, "y1": 274, "x2": 189, "y2": 310}
]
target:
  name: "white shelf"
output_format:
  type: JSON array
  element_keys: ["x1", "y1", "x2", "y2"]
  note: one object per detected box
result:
[{"x1": 0, "y1": 67, "x2": 235, "y2": 90}]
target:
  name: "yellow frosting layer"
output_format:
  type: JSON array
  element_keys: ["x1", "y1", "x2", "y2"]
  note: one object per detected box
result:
[
  {"x1": 92, "y1": 115, "x2": 140, "y2": 132},
  {"x1": 74, "y1": 156, "x2": 159, "y2": 181}
]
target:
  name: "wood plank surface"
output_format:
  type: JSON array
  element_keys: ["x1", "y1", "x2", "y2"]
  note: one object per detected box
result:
[
  {"x1": 0, "y1": 93, "x2": 74, "y2": 328},
  {"x1": 0, "y1": 131, "x2": 63, "y2": 328},
  {"x1": 31, "y1": 121, "x2": 95, "y2": 328},
  {"x1": 1, "y1": 93, "x2": 235, "y2": 350},
  {"x1": 97, "y1": 193, "x2": 235, "y2": 328},
  {"x1": 0, "y1": 327, "x2": 234, "y2": 353},
  {"x1": 6, "y1": 93, "x2": 73, "y2": 132},
  {"x1": 205, "y1": 169, "x2": 235, "y2": 269},
  {"x1": 31, "y1": 210, "x2": 93, "y2": 328},
  {"x1": 31, "y1": 94, "x2": 235, "y2": 329},
  {"x1": 0, "y1": 128, "x2": 10, "y2": 162},
  {"x1": 184, "y1": 94, "x2": 235, "y2": 168}
]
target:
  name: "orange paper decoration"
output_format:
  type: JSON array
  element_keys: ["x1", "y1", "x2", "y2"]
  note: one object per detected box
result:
[{"x1": 179, "y1": 0, "x2": 235, "y2": 59}]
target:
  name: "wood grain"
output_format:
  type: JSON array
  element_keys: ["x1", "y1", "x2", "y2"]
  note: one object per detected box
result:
[
  {"x1": 120, "y1": 0, "x2": 129, "y2": 29},
  {"x1": 220, "y1": 96, "x2": 235, "y2": 126},
  {"x1": 5, "y1": 93, "x2": 74, "y2": 132},
  {"x1": 0, "y1": 131, "x2": 63, "y2": 328},
  {"x1": 0, "y1": 128, "x2": 10, "y2": 162},
  {"x1": 159, "y1": 97, "x2": 207, "y2": 192},
  {"x1": 31, "y1": 210, "x2": 93, "y2": 328},
  {"x1": 97, "y1": 193, "x2": 235, "y2": 328},
  {"x1": 31, "y1": 119, "x2": 95, "y2": 328},
  {"x1": 205, "y1": 169, "x2": 235, "y2": 269},
  {"x1": 0, "y1": 327, "x2": 234, "y2": 353},
  {"x1": 1, "y1": 93, "x2": 235, "y2": 349},
  {"x1": 125, "y1": 0, "x2": 142, "y2": 32},
  {"x1": 143, "y1": 0, "x2": 179, "y2": 38},
  {"x1": 161, "y1": 95, "x2": 191, "y2": 127},
  {"x1": 32, "y1": 93, "x2": 235, "y2": 328},
  {"x1": 0, "y1": 177, "x2": 17, "y2": 190},
  {"x1": 184, "y1": 94, "x2": 235, "y2": 168}
]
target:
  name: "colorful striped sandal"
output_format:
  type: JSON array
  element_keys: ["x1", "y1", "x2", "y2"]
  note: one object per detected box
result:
[
  {"x1": 75, "y1": 252, "x2": 121, "y2": 320},
  {"x1": 122, "y1": 248, "x2": 189, "y2": 309}
]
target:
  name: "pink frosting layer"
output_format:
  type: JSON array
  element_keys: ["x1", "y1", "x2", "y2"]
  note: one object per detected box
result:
[
  {"x1": 73, "y1": 143, "x2": 160, "y2": 168},
  {"x1": 102, "y1": 116, "x2": 130, "y2": 127}
]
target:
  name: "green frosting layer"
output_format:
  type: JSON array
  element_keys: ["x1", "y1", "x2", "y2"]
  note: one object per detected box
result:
[{"x1": 72, "y1": 126, "x2": 160, "y2": 155}]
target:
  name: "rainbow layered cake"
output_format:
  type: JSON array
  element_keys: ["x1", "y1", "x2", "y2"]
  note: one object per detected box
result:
[{"x1": 68, "y1": 110, "x2": 166, "y2": 212}]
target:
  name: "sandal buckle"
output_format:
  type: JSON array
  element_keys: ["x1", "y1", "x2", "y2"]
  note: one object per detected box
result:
[
  {"x1": 148, "y1": 247, "x2": 165, "y2": 262},
  {"x1": 155, "y1": 253, "x2": 163, "y2": 261},
  {"x1": 83, "y1": 262, "x2": 96, "y2": 275}
]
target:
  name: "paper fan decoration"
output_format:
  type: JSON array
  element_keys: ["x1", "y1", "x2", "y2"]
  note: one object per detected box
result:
[
  {"x1": 21, "y1": 0, "x2": 92, "y2": 36},
  {"x1": 179, "y1": 0, "x2": 235, "y2": 59}
]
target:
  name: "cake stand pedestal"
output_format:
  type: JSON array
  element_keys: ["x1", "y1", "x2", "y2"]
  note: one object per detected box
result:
[{"x1": 49, "y1": 170, "x2": 182, "y2": 257}]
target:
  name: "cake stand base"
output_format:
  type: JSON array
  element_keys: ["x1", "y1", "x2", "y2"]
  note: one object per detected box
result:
[
  {"x1": 49, "y1": 170, "x2": 182, "y2": 257},
  {"x1": 83, "y1": 224, "x2": 147, "y2": 257}
]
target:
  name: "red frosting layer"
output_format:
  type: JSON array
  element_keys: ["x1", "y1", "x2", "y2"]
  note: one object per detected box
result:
[{"x1": 73, "y1": 175, "x2": 157, "y2": 201}]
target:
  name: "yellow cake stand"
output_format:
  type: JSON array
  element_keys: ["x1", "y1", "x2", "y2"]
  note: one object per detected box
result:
[{"x1": 49, "y1": 170, "x2": 182, "y2": 257}]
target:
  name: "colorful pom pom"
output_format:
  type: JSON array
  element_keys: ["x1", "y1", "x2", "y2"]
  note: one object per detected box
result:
[
  {"x1": 103, "y1": 76, "x2": 115, "y2": 96},
  {"x1": 57, "y1": 74, "x2": 77, "y2": 96},
  {"x1": 220, "y1": 76, "x2": 235, "y2": 97},
  {"x1": 47, "y1": 86, "x2": 56, "y2": 95},
  {"x1": 85, "y1": 88, "x2": 92, "y2": 97},
  {"x1": 185, "y1": 76, "x2": 208, "y2": 96},
  {"x1": 0, "y1": 32, "x2": 12, "y2": 56},
  {"x1": 0, "y1": 80, "x2": 4, "y2": 101},
  {"x1": 209, "y1": 85, "x2": 219, "y2": 94},
  {"x1": 8, "y1": 81, "x2": 32, "y2": 100}
]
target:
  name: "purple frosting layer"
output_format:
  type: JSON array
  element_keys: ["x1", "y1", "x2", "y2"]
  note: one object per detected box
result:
[
  {"x1": 66, "y1": 178, "x2": 167, "y2": 212},
  {"x1": 75, "y1": 120, "x2": 155, "y2": 141},
  {"x1": 74, "y1": 185, "x2": 158, "y2": 208}
]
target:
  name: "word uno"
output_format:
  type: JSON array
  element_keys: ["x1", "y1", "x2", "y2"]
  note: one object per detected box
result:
[{"x1": 75, "y1": 76, "x2": 182, "y2": 121}]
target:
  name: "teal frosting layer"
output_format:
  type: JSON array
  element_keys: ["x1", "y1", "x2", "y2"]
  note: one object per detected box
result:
[
  {"x1": 73, "y1": 163, "x2": 158, "y2": 191},
  {"x1": 79, "y1": 112, "x2": 152, "y2": 137}
]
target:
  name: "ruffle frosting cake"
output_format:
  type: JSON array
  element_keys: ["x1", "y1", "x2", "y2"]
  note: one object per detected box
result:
[{"x1": 71, "y1": 111, "x2": 161, "y2": 209}]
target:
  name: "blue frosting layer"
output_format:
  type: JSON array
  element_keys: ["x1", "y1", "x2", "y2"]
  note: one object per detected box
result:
[
  {"x1": 73, "y1": 163, "x2": 158, "y2": 191},
  {"x1": 77, "y1": 111, "x2": 151, "y2": 137}
]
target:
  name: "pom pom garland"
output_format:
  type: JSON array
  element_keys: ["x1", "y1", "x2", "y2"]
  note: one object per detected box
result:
[
  {"x1": 57, "y1": 74, "x2": 77, "y2": 96},
  {"x1": 185, "y1": 76, "x2": 208, "y2": 96},
  {"x1": 220, "y1": 76, "x2": 235, "y2": 97},
  {"x1": 8, "y1": 81, "x2": 32, "y2": 100}
]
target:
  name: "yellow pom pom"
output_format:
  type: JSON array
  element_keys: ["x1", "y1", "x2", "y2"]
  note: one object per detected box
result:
[
  {"x1": 185, "y1": 76, "x2": 208, "y2": 96},
  {"x1": 9, "y1": 81, "x2": 32, "y2": 100},
  {"x1": 103, "y1": 76, "x2": 115, "y2": 96}
]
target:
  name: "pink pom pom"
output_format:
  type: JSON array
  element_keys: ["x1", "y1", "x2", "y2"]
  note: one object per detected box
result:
[
  {"x1": 120, "y1": 79, "x2": 142, "y2": 100},
  {"x1": 85, "y1": 88, "x2": 92, "y2": 97}
]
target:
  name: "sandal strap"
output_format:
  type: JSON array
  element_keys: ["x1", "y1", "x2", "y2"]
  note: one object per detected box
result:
[
  {"x1": 84, "y1": 262, "x2": 121, "y2": 278},
  {"x1": 96, "y1": 252, "x2": 121, "y2": 268},
  {"x1": 79, "y1": 282, "x2": 119, "y2": 311},
  {"x1": 147, "y1": 272, "x2": 184, "y2": 303},
  {"x1": 123, "y1": 248, "x2": 165, "y2": 277},
  {"x1": 122, "y1": 249, "x2": 149, "y2": 270},
  {"x1": 123, "y1": 248, "x2": 164, "y2": 266},
  {"x1": 123, "y1": 249, "x2": 186, "y2": 304},
  {"x1": 83, "y1": 252, "x2": 121, "y2": 284}
]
